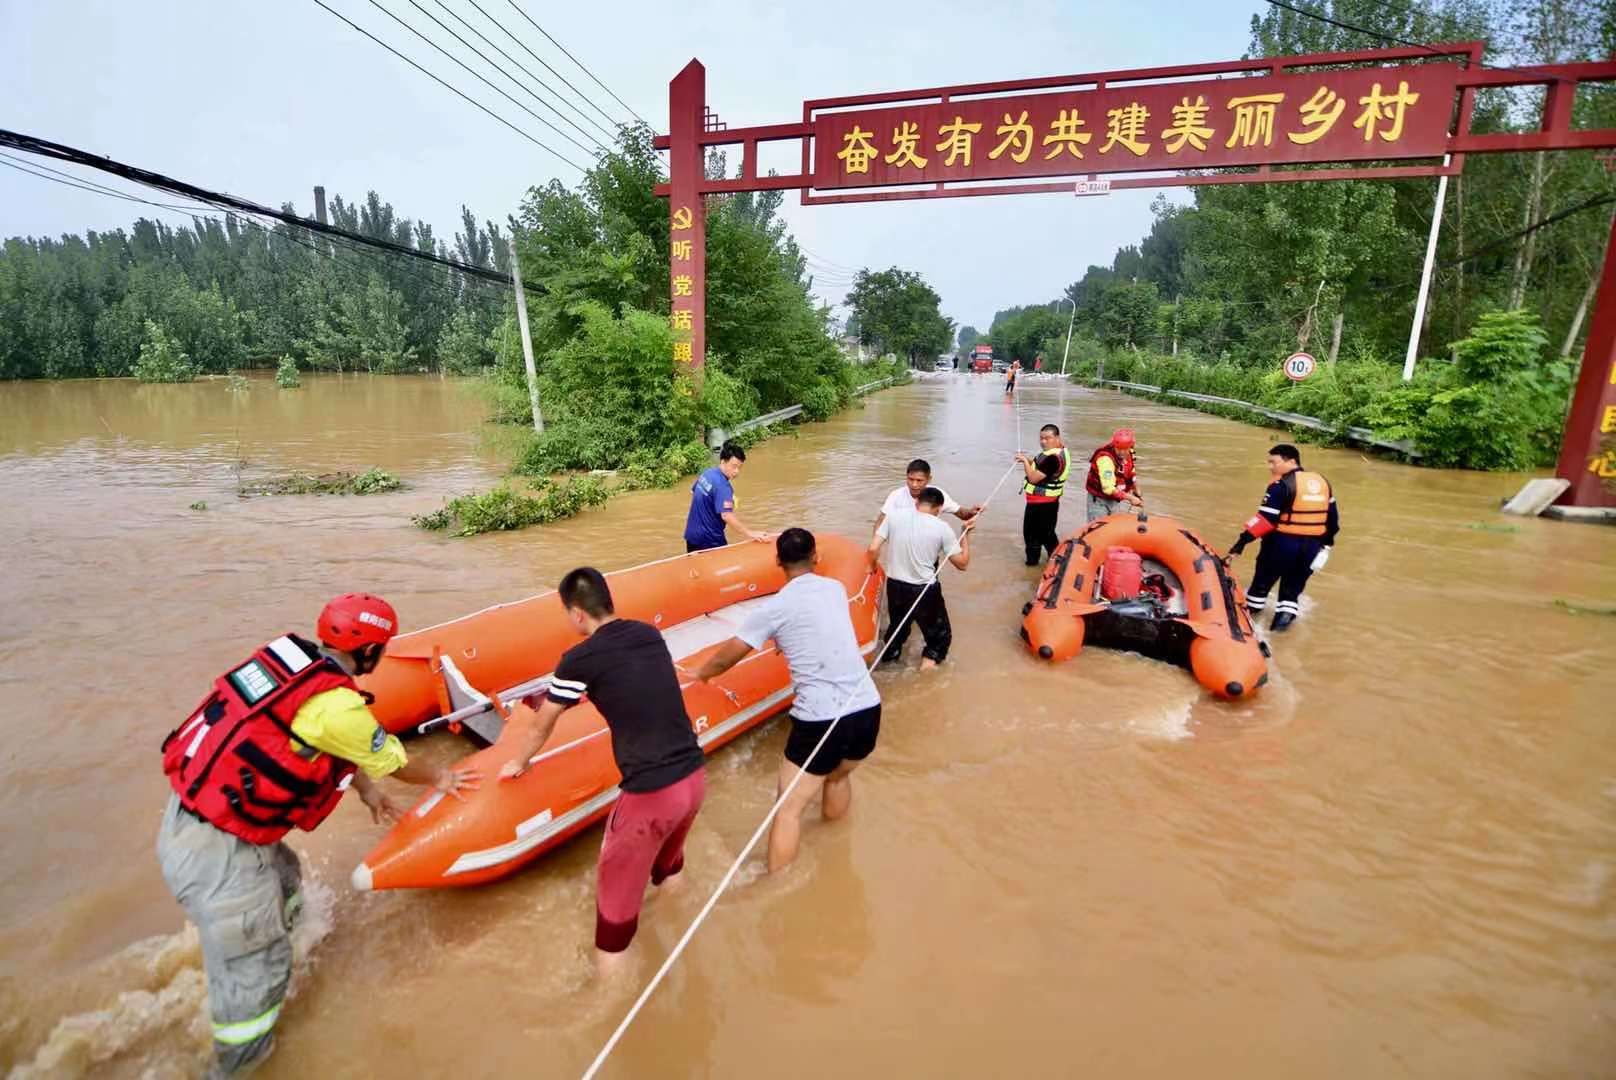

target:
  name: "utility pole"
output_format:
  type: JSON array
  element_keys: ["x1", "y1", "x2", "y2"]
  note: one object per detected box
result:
[
  {"x1": 1328, "y1": 310, "x2": 1344, "y2": 366},
  {"x1": 1059, "y1": 297, "x2": 1076, "y2": 376},
  {"x1": 1403, "y1": 154, "x2": 1451, "y2": 381},
  {"x1": 511, "y1": 257, "x2": 544, "y2": 434}
]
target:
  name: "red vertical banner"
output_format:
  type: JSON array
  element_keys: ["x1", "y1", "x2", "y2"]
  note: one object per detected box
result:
[
  {"x1": 668, "y1": 59, "x2": 706, "y2": 380},
  {"x1": 1555, "y1": 212, "x2": 1616, "y2": 507}
]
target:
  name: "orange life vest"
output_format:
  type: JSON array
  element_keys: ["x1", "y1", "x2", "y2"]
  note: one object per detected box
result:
[
  {"x1": 1277, "y1": 471, "x2": 1332, "y2": 537},
  {"x1": 162, "y1": 635, "x2": 359, "y2": 845}
]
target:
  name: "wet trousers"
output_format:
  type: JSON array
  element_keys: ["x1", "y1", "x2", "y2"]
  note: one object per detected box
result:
[
  {"x1": 1245, "y1": 533, "x2": 1325, "y2": 623},
  {"x1": 156, "y1": 795, "x2": 299, "y2": 1075},
  {"x1": 1022, "y1": 500, "x2": 1061, "y2": 565},
  {"x1": 883, "y1": 578, "x2": 952, "y2": 663}
]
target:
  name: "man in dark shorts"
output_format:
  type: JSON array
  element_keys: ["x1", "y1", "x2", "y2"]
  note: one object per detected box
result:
[
  {"x1": 694, "y1": 528, "x2": 882, "y2": 873},
  {"x1": 500, "y1": 568, "x2": 706, "y2": 975}
]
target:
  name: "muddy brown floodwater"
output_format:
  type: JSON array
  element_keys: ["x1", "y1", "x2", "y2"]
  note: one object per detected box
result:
[{"x1": 1, "y1": 371, "x2": 1613, "y2": 1079}]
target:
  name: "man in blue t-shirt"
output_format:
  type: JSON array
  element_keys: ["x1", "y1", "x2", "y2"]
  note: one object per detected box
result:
[{"x1": 683, "y1": 441, "x2": 770, "y2": 551}]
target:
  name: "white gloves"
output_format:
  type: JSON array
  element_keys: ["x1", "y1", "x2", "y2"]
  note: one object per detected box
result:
[{"x1": 1310, "y1": 547, "x2": 1331, "y2": 572}]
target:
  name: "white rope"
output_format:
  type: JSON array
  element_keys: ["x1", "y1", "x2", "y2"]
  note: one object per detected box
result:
[{"x1": 580, "y1": 458, "x2": 1026, "y2": 1080}]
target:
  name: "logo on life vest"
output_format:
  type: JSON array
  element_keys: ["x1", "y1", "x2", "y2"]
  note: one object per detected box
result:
[
  {"x1": 1304, "y1": 477, "x2": 1324, "y2": 496},
  {"x1": 370, "y1": 726, "x2": 388, "y2": 752},
  {"x1": 358, "y1": 612, "x2": 394, "y2": 631}
]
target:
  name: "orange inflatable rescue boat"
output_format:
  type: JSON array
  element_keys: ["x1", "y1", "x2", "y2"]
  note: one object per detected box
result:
[
  {"x1": 352, "y1": 535, "x2": 880, "y2": 891},
  {"x1": 1020, "y1": 512, "x2": 1269, "y2": 700}
]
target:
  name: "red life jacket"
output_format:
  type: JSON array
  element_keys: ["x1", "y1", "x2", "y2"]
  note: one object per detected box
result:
[
  {"x1": 162, "y1": 635, "x2": 360, "y2": 845},
  {"x1": 1085, "y1": 445, "x2": 1137, "y2": 499}
]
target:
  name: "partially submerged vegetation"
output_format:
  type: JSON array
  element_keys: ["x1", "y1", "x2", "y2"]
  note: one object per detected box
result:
[
  {"x1": 413, "y1": 475, "x2": 610, "y2": 535},
  {"x1": 241, "y1": 467, "x2": 403, "y2": 496}
]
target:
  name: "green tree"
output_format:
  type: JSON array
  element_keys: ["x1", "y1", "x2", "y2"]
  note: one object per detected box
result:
[{"x1": 844, "y1": 267, "x2": 954, "y2": 365}]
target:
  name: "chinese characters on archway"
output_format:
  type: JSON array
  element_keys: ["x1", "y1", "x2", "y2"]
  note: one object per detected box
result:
[
  {"x1": 670, "y1": 204, "x2": 696, "y2": 369},
  {"x1": 813, "y1": 65, "x2": 1458, "y2": 189}
]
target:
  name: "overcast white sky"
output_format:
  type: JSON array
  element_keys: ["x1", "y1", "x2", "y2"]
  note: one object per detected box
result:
[{"x1": 1, "y1": 0, "x2": 1260, "y2": 330}]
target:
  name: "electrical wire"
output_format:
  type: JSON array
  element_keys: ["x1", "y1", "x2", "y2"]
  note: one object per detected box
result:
[
  {"x1": 429, "y1": 0, "x2": 617, "y2": 147},
  {"x1": 308, "y1": 0, "x2": 586, "y2": 171},
  {"x1": 363, "y1": 0, "x2": 599, "y2": 159},
  {"x1": 464, "y1": 0, "x2": 626, "y2": 137},
  {"x1": 0, "y1": 127, "x2": 543, "y2": 295},
  {"x1": 502, "y1": 0, "x2": 648, "y2": 126}
]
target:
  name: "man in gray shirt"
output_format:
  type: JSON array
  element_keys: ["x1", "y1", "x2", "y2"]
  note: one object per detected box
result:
[{"x1": 694, "y1": 528, "x2": 880, "y2": 873}]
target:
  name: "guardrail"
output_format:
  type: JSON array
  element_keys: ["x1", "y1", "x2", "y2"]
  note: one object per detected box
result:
[
  {"x1": 854, "y1": 376, "x2": 895, "y2": 395},
  {"x1": 706, "y1": 375, "x2": 904, "y2": 448},
  {"x1": 1097, "y1": 379, "x2": 1421, "y2": 458}
]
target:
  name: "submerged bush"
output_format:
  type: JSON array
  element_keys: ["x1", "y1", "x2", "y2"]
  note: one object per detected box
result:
[
  {"x1": 133, "y1": 320, "x2": 196, "y2": 383},
  {"x1": 413, "y1": 475, "x2": 611, "y2": 536},
  {"x1": 275, "y1": 355, "x2": 301, "y2": 388}
]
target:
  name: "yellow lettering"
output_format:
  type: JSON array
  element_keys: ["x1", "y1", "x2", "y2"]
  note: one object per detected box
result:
[
  {"x1": 1288, "y1": 86, "x2": 1346, "y2": 145},
  {"x1": 1224, "y1": 92, "x2": 1284, "y2": 148},
  {"x1": 836, "y1": 125, "x2": 880, "y2": 173},
  {"x1": 1161, "y1": 95, "x2": 1215, "y2": 154},
  {"x1": 1354, "y1": 80, "x2": 1420, "y2": 143},
  {"x1": 936, "y1": 115, "x2": 983, "y2": 167},
  {"x1": 1100, "y1": 103, "x2": 1152, "y2": 156},
  {"x1": 989, "y1": 110, "x2": 1035, "y2": 163},
  {"x1": 673, "y1": 341, "x2": 693, "y2": 363},
  {"x1": 1602, "y1": 405, "x2": 1616, "y2": 434},
  {"x1": 672, "y1": 239, "x2": 692, "y2": 260},
  {"x1": 671, "y1": 310, "x2": 693, "y2": 331},
  {"x1": 672, "y1": 274, "x2": 693, "y2": 297},
  {"x1": 1043, "y1": 108, "x2": 1094, "y2": 159},
  {"x1": 884, "y1": 121, "x2": 929, "y2": 169},
  {"x1": 671, "y1": 206, "x2": 694, "y2": 230}
]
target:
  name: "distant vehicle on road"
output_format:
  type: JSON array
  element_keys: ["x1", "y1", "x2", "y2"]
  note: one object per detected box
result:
[
  {"x1": 970, "y1": 342, "x2": 994, "y2": 373},
  {"x1": 991, "y1": 358, "x2": 1010, "y2": 373},
  {"x1": 933, "y1": 357, "x2": 954, "y2": 372}
]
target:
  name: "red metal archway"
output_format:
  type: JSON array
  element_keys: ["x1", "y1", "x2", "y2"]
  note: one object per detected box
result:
[{"x1": 656, "y1": 45, "x2": 1616, "y2": 508}]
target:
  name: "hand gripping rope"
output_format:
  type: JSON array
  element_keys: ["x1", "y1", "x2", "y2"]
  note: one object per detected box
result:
[{"x1": 583, "y1": 389, "x2": 1032, "y2": 1079}]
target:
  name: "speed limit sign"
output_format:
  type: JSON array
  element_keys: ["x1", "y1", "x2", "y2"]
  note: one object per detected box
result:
[{"x1": 1283, "y1": 352, "x2": 1316, "y2": 381}]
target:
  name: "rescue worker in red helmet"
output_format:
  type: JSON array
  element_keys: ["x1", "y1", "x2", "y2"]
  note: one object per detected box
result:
[
  {"x1": 1085, "y1": 427, "x2": 1144, "y2": 520},
  {"x1": 155, "y1": 594, "x2": 479, "y2": 1075}
]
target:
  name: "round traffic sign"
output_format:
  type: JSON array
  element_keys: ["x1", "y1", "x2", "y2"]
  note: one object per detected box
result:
[{"x1": 1283, "y1": 352, "x2": 1316, "y2": 381}]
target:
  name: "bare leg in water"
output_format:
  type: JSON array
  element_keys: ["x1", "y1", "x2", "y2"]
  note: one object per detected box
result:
[
  {"x1": 768, "y1": 764, "x2": 826, "y2": 873},
  {"x1": 821, "y1": 760, "x2": 858, "y2": 821}
]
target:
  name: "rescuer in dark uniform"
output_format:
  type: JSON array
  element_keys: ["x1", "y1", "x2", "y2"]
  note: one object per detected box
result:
[{"x1": 1227, "y1": 443, "x2": 1340, "y2": 631}]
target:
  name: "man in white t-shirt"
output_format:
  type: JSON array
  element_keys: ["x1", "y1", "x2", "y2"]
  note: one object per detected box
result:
[
  {"x1": 871, "y1": 458, "x2": 981, "y2": 544},
  {"x1": 693, "y1": 528, "x2": 881, "y2": 873},
  {"x1": 868, "y1": 487, "x2": 973, "y2": 671}
]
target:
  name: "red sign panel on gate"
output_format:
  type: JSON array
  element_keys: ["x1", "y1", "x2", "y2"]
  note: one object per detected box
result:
[{"x1": 812, "y1": 64, "x2": 1460, "y2": 189}]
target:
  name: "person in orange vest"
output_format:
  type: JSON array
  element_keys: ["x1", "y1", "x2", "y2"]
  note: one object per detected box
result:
[
  {"x1": 1004, "y1": 358, "x2": 1021, "y2": 394},
  {"x1": 1015, "y1": 423, "x2": 1070, "y2": 566},
  {"x1": 1227, "y1": 444, "x2": 1340, "y2": 631},
  {"x1": 156, "y1": 594, "x2": 480, "y2": 1074},
  {"x1": 1085, "y1": 427, "x2": 1144, "y2": 520}
]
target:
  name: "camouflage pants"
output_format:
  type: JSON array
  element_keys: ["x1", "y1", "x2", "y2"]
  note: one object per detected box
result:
[{"x1": 156, "y1": 795, "x2": 300, "y2": 1075}]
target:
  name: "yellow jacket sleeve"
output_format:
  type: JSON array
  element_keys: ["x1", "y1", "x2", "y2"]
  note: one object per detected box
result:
[
  {"x1": 1095, "y1": 454, "x2": 1118, "y2": 495},
  {"x1": 290, "y1": 687, "x2": 408, "y2": 779}
]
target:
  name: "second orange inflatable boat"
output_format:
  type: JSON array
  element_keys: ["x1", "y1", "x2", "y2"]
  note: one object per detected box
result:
[
  {"x1": 1020, "y1": 512, "x2": 1268, "y2": 700},
  {"x1": 352, "y1": 535, "x2": 881, "y2": 891}
]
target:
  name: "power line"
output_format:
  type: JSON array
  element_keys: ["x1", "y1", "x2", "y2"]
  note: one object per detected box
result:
[
  {"x1": 308, "y1": 0, "x2": 586, "y2": 171},
  {"x1": 456, "y1": 0, "x2": 623, "y2": 142},
  {"x1": 428, "y1": 0, "x2": 617, "y2": 147},
  {"x1": 1265, "y1": 0, "x2": 1616, "y2": 90},
  {"x1": 360, "y1": 0, "x2": 599, "y2": 160},
  {"x1": 0, "y1": 155, "x2": 225, "y2": 216},
  {"x1": 0, "y1": 128, "x2": 542, "y2": 295},
  {"x1": 502, "y1": 0, "x2": 648, "y2": 126}
]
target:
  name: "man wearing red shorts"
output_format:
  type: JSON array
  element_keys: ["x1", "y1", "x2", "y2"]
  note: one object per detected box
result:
[{"x1": 501, "y1": 567, "x2": 706, "y2": 974}]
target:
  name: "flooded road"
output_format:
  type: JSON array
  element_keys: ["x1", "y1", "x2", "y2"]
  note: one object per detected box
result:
[{"x1": 2, "y1": 371, "x2": 1613, "y2": 1078}]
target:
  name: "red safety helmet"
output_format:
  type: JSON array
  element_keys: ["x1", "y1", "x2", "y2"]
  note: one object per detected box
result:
[
  {"x1": 1112, "y1": 427, "x2": 1136, "y2": 450},
  {"x1": 317, "y1": 593, "x2": 399, "y2": 650}
]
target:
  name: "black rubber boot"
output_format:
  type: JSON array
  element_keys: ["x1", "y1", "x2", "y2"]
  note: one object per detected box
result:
[{"x1": 1270, "y1": 612, "x2": 1297, "y2": 632}]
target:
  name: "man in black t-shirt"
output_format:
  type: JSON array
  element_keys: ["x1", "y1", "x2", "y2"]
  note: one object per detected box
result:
[{"x1": 500, "y1": 567, "x2": 705, "y2": 975}]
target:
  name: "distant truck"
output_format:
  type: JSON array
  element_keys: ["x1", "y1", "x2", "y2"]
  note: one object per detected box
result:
[{"x1": 970, "y1": 343, "x2": 994, "y2": 373}]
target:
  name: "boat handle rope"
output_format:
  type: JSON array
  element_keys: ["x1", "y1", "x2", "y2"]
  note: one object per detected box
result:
[{"x1": 582, "y1": 429, "x2": 1028, "y2": 1080}]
